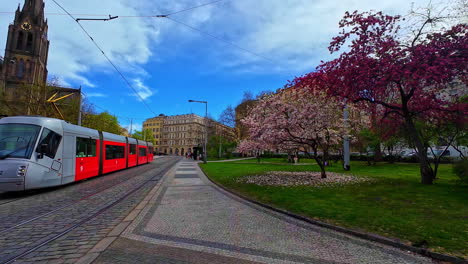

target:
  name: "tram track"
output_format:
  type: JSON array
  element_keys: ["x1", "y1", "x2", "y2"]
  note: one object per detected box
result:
[
  {"x1": 0, "y1": 197, "x2": 26, "y2": 206},
  {"x1": 0, "y1": 160, "x2": 167, "y2": 235},
  {"x1": 0, "y1": 158, "x2": 171, "y2": 232},
  {"x1": 0, "y1": 157, "x2": 180, "y2": 264}
]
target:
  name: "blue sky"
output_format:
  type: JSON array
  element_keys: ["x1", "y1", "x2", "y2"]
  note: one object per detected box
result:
[{"x1": 0, "y1": 0, "x2": 437, "y2": 131}]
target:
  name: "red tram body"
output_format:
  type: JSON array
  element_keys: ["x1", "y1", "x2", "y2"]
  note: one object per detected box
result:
[{"x1": 0, "y1": 116, "x2": 154, "y2": 191}]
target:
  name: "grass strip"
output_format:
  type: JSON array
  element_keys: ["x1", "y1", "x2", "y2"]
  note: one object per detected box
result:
[{"x1": 200, "y1": 160, "x2": 467, "y2": 258}]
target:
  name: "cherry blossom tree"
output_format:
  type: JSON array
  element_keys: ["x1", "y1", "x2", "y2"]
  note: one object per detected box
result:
[
  {"x1": 291, "y1": 11, "x2": 467, "y2": 184},
  {"x1": 241, "y1": 88, "x2": 349, "y2": 178}
]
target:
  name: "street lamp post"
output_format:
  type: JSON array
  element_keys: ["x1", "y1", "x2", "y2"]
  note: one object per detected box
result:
[
  {"x1": 343, "y1": 102, "x2": 351, "y2": 170},
  {"x1": 188, "y1": 100, "x2": 208, "y2": 164}
]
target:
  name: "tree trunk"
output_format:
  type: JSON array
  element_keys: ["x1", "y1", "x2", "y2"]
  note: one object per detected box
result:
[
  {"x1": 308, "y1": 148, "x2": 327, "y2": 179},
  {"x1": 405, "y1": 117, "x2": 434, "y2": 184},
  {"x1": 315, "y1": 158, "x2": 327, "y2": 178},
  {"x1": 375, "y1": 143, "x2": 383, "y2": 162}
]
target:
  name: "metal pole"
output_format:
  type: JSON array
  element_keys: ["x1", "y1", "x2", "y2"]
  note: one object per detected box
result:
[
  {"x1": 188, "y1": 100, "x2": 208, "y2": 163},
  {"x1": 343, "y1": 103, "x2": 350, "y2": 170},
  {"x1": 129, "y1": 119, "x2": 133, "y2": 136},
  {"x1": 27, "y1": 61, "x2": 37, "y2": 116},
  {"x1": 204, "y1": 102, "x2": 208, "y2": 164},
  {"x1": 78, "y1": 86, "x2": 82, "y2": 126},
  {"x1": 218, "y1": 128, "x2": 222, "y2": 158}
]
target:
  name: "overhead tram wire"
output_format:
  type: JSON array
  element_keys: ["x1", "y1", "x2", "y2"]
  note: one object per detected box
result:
[
  {"x1": 1, "y1": 0, "x2": 230, "y2": 17},
  {"x1": 51, "y1": 0, "x2": 157, "y2": 116},
  {"x1": 164, "y1": 0, "x2": 228, "y2": 16},
  {"x1": 164, "y1": 17, "x2": 277, "y2": 65},
  {"x1": 81, "y1": 94, "x2": 148, "y2": 121}
]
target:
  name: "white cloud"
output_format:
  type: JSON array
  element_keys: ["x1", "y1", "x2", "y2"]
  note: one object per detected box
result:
[
  {"x1": 1, "y1": 0, "x2": 457, "y2": 83},
  {"x1": 151, "y1": 0, "x2": 445, "y2": 76},
  {"x1": 131, "y1": 78, "x2": 155, "y2": 101},
  {"x1": 0, "y1": 0, "x2": 160, "y2": 87},
  {"x1": 206, "y1": 0, "x2": 435, "y2": 74}
]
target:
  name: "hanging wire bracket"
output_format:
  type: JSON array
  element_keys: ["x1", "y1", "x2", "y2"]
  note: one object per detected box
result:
[{"x1": 76, "y1": 15, "x2": 118, "y2": 22}]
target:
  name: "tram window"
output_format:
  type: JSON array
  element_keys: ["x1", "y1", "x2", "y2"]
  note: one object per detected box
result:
[
  {"x1": 139, "y1": 147, "x2": 146, "y2": 156},
  {"x1": 105, "y1": 145, "x2": 125, "y2": 160},
  {"x1": 129, "y1": 144, "x2": 136, "y2": 155},
  {"x1": 76, "y1": 138, "x2": 96, "y2": 157},
  {"x1": 36, "y1": 128, "x2": 62, "y2": 159}
]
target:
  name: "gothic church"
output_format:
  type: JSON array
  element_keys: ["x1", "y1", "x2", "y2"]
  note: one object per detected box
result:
[
  {"x1": 0, "y1": 0, "x2": 49, "y2": 90},
  {"x1": 0, "y1": 0, "x2": 80, "y2": 122}
]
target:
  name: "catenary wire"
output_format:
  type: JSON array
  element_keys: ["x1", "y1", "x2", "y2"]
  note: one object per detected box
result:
[
  {"x1": 164, "y1": 0, "x2": 228, "y2": 16},
  {"x1": 165, "y1": 16, "x2": 277, "y2": 64},
  {"x1": 81, "y1": 92, "x2": 148, "y2": 121},
  {"x1": 51, "y1": 0, "x2": 157, "y2": 116},
  {"x1": 4, "y1": 0, "x2": 277, "y2": 65},
  {"x1": 0, "y1": 0, "x2": 229, "y2": 17}
]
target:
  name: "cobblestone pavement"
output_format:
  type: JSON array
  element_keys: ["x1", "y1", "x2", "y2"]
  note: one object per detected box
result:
[
  {"x1": 0, "y1": 156, "x2": 181, "y2": 264},
  {"x1": 94, "y1": 160, "x2": 437, "y2": 264}
]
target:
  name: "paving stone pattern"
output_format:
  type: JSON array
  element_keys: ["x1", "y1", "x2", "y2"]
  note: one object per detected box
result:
[
  {"x1": 0, "y1": 162, "x2": 162, "y2": 232},
  {"x1": 0, "y1": 157, "x2": 181, "y2": 264},
  {"x1": 121, "y1": 161, "x2": 437, "y2": 264}
]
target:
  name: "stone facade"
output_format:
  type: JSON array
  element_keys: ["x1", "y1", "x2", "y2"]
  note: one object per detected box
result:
[
  {"x1": 0, "y1": 0, "x2": 49, "y2": 91},
  {"x1": 143, "y1": 114, "x2": 235, "y2": 157},
  {"x1": 142, "y1": 114, "x2": 165, "y2": 149},
  {"x1": 0, "y1": 0, "x2": 81, "y2": 121},
  {"x1": 143, "y1": 114, "x2": 205, "y2": 156}
]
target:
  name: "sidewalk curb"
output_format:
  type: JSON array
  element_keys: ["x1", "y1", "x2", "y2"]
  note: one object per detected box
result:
[
  {"x1": 75, "y1": 163, "x2": 178, "y2": 264},
  {"x1": 200, "y1": 165, "x2": 467, "y2": 264}
]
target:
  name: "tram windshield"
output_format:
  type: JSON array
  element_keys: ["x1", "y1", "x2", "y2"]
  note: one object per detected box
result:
[{"x1": 0, "y1": 124, "x2": 41, "y2": 159}]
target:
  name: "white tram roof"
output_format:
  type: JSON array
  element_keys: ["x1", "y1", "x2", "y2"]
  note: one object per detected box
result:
[
  {"x1": 63, "y1": 122, "x2": 100, "y2": 139},
  {"x1": 0, "y1": 116, "x2": 65, "y2": 133},
  {"x1": 127, "y1": 137, "x2": 137, "y2": 144},
  {"x1": 0, "y1": 116, "x2": 150, "y2": 145},
  {"x1": 102, "y1": 131, "x2": 126, "y2": 144}
]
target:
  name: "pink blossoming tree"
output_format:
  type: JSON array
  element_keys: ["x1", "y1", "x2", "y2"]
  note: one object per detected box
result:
[
  {"x1": 241, "y1": 88, "x2": 349, "y2": 178},
  {"x1": 291, "y1": 11, "x2": 467, "y2": 184}
]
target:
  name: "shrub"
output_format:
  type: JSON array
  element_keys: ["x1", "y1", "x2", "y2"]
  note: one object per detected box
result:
[{"x1": 452, "y1": 160, "x2": 468, "y2": 184}]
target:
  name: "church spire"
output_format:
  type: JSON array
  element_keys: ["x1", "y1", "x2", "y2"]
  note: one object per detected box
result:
[
  {"x1": 21, "y1": 0, "x2": 45, "y2": 22},
  {"x1": 2, "y1": 0, "x2": 49, "y2": 87},
  {"x1": 17, "y1": 0, "x2": 46, "y2": 27}
]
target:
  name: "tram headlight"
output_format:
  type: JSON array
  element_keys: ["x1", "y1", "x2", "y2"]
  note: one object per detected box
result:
[{"x1": 17, "y1": 165, "x2": 28, "y2": 177}]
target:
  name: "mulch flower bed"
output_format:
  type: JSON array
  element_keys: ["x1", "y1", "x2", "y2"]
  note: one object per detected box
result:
[{"x1": 237, "y1": 171, "x2": 373, "y2": 187}]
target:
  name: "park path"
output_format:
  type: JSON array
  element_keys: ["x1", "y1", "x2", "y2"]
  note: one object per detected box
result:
[{"x1": 91, "y1": 159, "x2": 435, "y2": 264}]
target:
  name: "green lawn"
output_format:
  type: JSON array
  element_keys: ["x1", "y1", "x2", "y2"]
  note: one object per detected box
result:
[
  {"x1": 199, "y1": 160, "x2": 468, "y2": 258},
  {"x1": 231, "y1": 157, "x2": 317, "y2": 164},
  {"x1": 207, "y1": 156, "x2": 243, "y2": 161}
]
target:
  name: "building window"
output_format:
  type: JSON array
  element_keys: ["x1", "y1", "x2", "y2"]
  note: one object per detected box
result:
[
  {"x1": 16, "y1": 60, "x2": 25, "y2": 79},
  {"x1": 26, "y1": 33, "x2": 33, "y2": 51},
  {"x1": 16, "y1": 31, "x2": 24, "y2": 50}
]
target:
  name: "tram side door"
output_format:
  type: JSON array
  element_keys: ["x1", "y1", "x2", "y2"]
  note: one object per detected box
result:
[
  {"x1": 75, "y1": 137, "x2": 99, "y2": 181},
  {"x1": 32, "y1": 128, "x2": 63, "y2": 188}
]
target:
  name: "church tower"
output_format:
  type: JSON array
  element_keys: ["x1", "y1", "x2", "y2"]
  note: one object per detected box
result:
[{"x1": 1, "y1": 0, "x2": 49, "y2": 88}]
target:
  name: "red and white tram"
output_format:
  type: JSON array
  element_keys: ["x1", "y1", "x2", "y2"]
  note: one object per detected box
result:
[{"x1": 0, "y1": 116, "x2": 154, "y2": 191}]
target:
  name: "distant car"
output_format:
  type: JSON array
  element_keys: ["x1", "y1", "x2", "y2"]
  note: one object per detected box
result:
[
  {"x1": 399, "y1": 150, "x2": 417, "y2": 158},
  {"x1": 427, "y1": 149, "x2": 451, "y2": 158}
]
